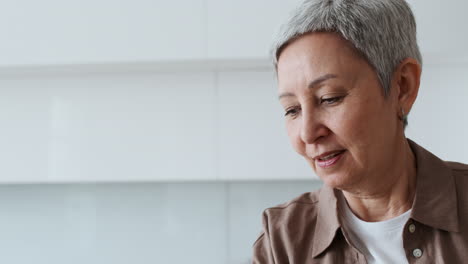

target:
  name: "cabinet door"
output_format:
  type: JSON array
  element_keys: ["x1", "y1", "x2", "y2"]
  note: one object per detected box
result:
[
  {"x1": 405, "y1": 64, "x2": 468, "y2": 163},
  {"x1": 0, "y1": 80, "x2": 50, "y2": 183},
  {"x1": 216, "y1": 71, "x2": 315, "y2": 180},
  {"x1": 0, "y1": 0, "x2": 206, "y2": 66},
  {"x1": 406, "y1": 0, "x2": 468, "y2": 55},
  {"x1": 206, "y1": 0, "x2": 303, "y2": 59},
  {"x1": 0, "y1": 72, "x2": 216, "y2": 183}
]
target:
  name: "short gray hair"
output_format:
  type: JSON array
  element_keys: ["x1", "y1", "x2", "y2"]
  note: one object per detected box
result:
[{"x1": 272, "y1": 0, "x2": 422, "y2": 98}]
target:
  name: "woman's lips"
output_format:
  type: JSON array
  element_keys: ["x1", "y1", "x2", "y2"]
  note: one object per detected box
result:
[{"x1": 316, "y1": 150, "x2": 346, "y2": 168}]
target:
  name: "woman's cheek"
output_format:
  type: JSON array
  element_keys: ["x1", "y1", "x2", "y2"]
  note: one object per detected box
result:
[{"x1": 286, "y1": 121, "x2": 305, "y2": 156}]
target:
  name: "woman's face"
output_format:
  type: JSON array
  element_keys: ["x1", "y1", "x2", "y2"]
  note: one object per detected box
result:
[{"x1": 277, "y1": 33, "x2": 402, "y2": 191}]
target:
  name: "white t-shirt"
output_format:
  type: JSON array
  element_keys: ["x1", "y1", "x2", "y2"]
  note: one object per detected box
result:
[{"x1": 339, "y1": 195, "x2": 411, "y2": 264}]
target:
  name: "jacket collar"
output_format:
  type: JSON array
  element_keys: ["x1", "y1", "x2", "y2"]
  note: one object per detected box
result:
[
  {"x1": 407, "y1": 139, "x2": 459, "y2": 233},
  {"x1": 312, "y1": 184, "x2": 340, "y2": 258},
  {"x1": 311, "y1": 139, "x2": 459, "y2": 258}
]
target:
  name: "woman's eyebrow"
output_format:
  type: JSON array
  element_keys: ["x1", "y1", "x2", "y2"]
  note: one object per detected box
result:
[
  {"x1": 278, "y1": 92, "x2": 295, "y2": 100},
  {"x1": 278, "y1": 73, "x2": 338, "y2": 100},
  {"x1": 308, "y1": 73, "x2": 338, "y2": 89}
]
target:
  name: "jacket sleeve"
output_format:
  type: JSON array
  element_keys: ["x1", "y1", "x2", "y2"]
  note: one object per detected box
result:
[{"x1": 252, "y1": 211, "x2": 275, "y2": 264}]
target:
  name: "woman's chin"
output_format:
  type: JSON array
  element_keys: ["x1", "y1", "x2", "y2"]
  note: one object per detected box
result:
[{"x1": 318, "y1": 172, "x2": 355, "y2": 190}]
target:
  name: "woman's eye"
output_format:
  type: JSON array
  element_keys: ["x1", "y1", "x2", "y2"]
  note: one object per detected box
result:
[
  {"x1": 284, "y1": 107, "x2": 300, "y2": 117},
  {"x1": 320, "y1": 96, "x2": 344, "y2": 105}
]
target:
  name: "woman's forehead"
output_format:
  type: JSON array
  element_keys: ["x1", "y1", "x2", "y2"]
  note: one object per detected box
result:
[
  {"x1": 277, "y1": 33, "x2": 367, "y2": 83},
  {"x1": 276, "y1": 34, "x2": 383, "y2": 101}
]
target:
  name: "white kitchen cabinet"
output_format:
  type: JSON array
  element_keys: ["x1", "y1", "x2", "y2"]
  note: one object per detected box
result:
[
  {"x1": 2, "y1": 0, "x2": 301, "y2": 65},
  {"x1": 205, "y1": 0, "x2": 468, "y2": 60},
  {"x1": 406, "y1": 0, "x2": 468, "y2": 56},
  {"x1": 0, "y1": 183, "x2": 229, "y2": 264},
  {"x1": 0, "y1": 62, "x2": 315, "y2": 183},
  {"x1": 0, "y1": 0, "x2": 206, "y2": 66},
  {"x1": 0, "y1": 72, "x2": 217, "y2": 183},
  {"x1": 206, "y1": 0, "x2": 303, "y2": 59},
  {"x1": 405, "y1": 64, "x2": 468, "y2": 163},
  {"x1": 0, "y1": 82, "x2": 51, "y2": 183},
  {"x1": 216, "y1": 71, "x2": 315, "y2": 180},
  {"x1": 0, "y1": 56, "x2": 467, "y2": 183},
  {"x1": 1, "y1": 0, "x2": 467, "y2": 67},
  {"x1": 227, "y1": 181, "x2": 322, "y2": 264}
]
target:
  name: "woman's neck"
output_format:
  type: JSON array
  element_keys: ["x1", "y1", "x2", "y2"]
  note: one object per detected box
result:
[{"x1": 342, "y1": 139, "x2": 417, "y2": 222}]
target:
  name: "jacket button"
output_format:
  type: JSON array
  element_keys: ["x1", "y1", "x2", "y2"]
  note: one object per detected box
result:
[
  {"x1": 409, "y1": 224, "x2": 416, "y2": 233},
  {"x1": 413, "y1": 248, "x2": 423, "y2": 258}
]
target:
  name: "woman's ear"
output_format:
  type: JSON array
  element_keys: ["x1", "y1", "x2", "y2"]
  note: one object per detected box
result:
[{"x1": 394, "y1": 58, "x2": 422, "y2": 114}]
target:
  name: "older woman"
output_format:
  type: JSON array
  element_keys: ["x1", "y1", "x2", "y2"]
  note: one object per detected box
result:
[{"x1": 252, "y1": 0, "x2": 468, "y2": 263}]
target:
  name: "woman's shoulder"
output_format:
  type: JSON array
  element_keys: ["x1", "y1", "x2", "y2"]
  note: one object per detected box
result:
[
  {"x1": 265, "y1": 189, "x2": 321, "y2": 211},
  {"x1": 445, "y1": 161, "x2": 468, "y2": 190},
  {"x1": 445, "y1": 161, "x2": 468, "y2": 174},
  {"x1": 253, "y1": 188, "x2": 327, "y2": 260},
  {"x1": 261, "y1": 189, "x2": 322, "y2": 226}
]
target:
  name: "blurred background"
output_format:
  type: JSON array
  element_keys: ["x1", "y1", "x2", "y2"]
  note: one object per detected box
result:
[{"x1": 0, "y1": 0, "x2": 467, "y2": 263}]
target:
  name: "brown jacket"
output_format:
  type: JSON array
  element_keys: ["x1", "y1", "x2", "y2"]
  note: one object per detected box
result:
[{"x1": 253, "y1": 140, "x2": 468, "y2": 263}]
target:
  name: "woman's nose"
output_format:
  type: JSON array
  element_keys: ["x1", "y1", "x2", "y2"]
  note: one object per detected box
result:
[{"x1": 300, "y1": 111, "x2": 329, "y2": 144}]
